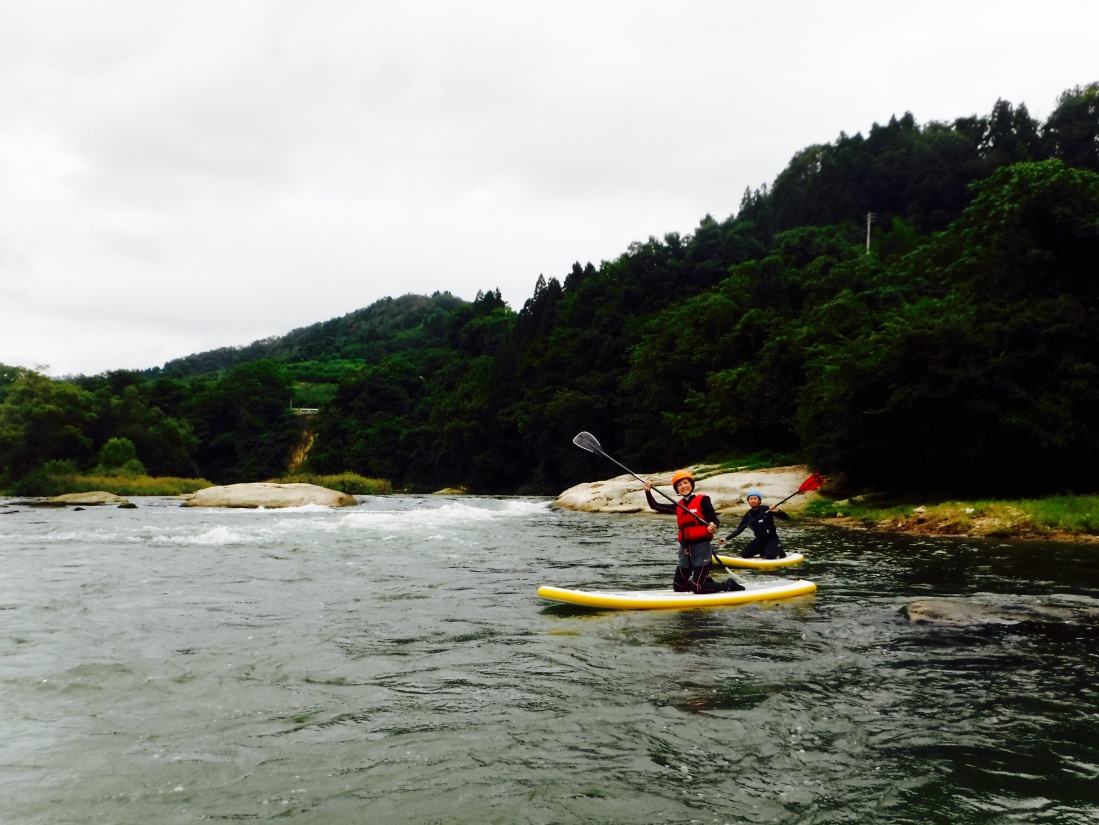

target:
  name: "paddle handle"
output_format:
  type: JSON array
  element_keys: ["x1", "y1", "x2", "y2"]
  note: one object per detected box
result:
[
  {"x1": 599, "y1": 450, "x2": 712, "y2": 527},
  {"x1": 575, "y1": 431, "x2": 713, "y2": 527}
]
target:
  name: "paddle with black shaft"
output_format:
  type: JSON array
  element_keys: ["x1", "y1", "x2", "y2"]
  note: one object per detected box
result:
[
  {"x1": 768, "y1": 473, "x2": 825, "y2": 509},
  {"x1": 571, "y1": 431, "x2": 741, "y2": 578}
]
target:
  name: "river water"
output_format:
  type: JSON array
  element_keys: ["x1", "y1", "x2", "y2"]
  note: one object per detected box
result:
[{"x1": 1, "y1": 495, "x2": 1097, "y2": 824}]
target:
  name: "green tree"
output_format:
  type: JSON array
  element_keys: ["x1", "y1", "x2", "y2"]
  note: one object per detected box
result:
[
  {"x1": 0, "y1": 362, "x2": 25, "y2": 403},
  {"x1": 799, "y1": 161, "x2": 1099, "y2": 494},
  {"x1": 98, "y1": 436, "x2": 139, "y2": 468},
  {"x1": 96, "y1": 436, "x2": 147, "y2": 476},
  {"x1": 0, "y1": 371, "x2": 97, "y2": 479},
  {"x1": 980, "y1": 98, "x2": 1041, "y2": 170},
  {"x1": 1043, "y1": 82, "x2": 1099, "y2": 172},
  {"x1": 84, "y1": 380, "x2": 199, "y2": 477},
  {"x1": 188, "y1": 361, "x2": 299, "y2": 483},
  {"x1": 308, "y1": 355, "x2": 430, "y2": 483}
]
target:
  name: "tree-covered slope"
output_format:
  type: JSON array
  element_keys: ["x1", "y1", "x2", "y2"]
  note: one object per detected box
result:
[{"x1": 146, "y1": 291, "x2": 466, "y2": 378}]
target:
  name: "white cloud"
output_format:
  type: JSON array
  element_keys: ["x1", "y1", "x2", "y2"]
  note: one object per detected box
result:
[{"x1": 1, "y1": 0, "x2": 1096, "y2": 375}]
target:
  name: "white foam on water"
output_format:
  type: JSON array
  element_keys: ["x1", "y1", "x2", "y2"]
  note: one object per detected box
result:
[
  {"x1": 175, "y1": 525, "x2": 255, "y2": 546},
  {"x1": 340, "y1": 500, "x2": 529, "y2": 536},
  {"x1": 340, "y1": 511, "x2": 416, "y2": 531},
  {"x1": 3, "y1": 528, "x2": 149, "y2": 545},
  {"x1": 0, "y1": 497, "x2": 554, "y2": 549},
  {"x1": 430, "y1": 502, "x2": 501, "y2": 521},
  {"x1": 490, "y1": 499, "x2": 553, "y2": 516},
  {"x1": 273, "y1": 517, "x2": 341, "y2": 532},
  {"x1": 150, "y1": 508, "x2": 348, "y2": 545},
  {"x1": 21, "y1": 530, "x2": 87, "y2": 543},
  {"x1": 255, "y1": 503, "x2": 335, "y2": 513}
]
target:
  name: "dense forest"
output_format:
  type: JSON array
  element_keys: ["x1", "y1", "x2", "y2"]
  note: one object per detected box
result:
[{"x1": 2, "y1": 83, "x2": 1098, "y2": 497}]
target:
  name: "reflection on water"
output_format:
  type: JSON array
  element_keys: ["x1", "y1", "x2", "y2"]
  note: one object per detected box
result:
[{"x1": 0, "y1": 496, "x2": 1097, "y2": 824}]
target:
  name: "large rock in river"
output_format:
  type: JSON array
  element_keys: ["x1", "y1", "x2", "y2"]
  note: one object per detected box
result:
[
  {"x1": 182, "y1": 482, "x2": 357, "y2": 509},
  {"x1": 554, "y1": 465, "x2": 819, "y2": 514},
  {"x1": 901, "y1": 598, "x2": 1099, "y2": 626},
  {"x1": 46, "y1": 491, "x2": 131, "y2": 506}
]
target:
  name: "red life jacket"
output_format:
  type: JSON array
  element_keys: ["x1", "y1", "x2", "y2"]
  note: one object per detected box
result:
[{"x1": 676, "y1": 495, "x2": 711, "y2": 544}]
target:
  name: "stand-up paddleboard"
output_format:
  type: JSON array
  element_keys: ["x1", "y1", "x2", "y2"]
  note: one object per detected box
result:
[
  {"x1": 714, "y1": 552, "x2": 804, "y2": 569},
  {"x1": 537, "y1": 578, "x2": 816, "y2": 610}
]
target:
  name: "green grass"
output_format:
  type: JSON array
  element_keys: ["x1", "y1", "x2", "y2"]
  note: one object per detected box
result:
[
  {"x1": 284, "y1": 359, "x2": 364, "y2": 383},
  {"x1": 7, "y1": 473, "x2": 213, "y2": 497},
  {"x1": 290, "y1": 382, "x2": 339, "y2": 408},
  {"x1": 269, "y1": 472, "x2": 392, "y2": 495},
  {"x1": 3, "y1": 468, "x2": 392, "y2": 498},
  {"x1": 1016, "y1": 495, "x2": 1099, "y2": 533},
  {"x1": 694, "y1": 451, "x2": 802, "y2": 479},
  {"x1": 805, "y1": 493, "x2": 1099, "y2": 536}
]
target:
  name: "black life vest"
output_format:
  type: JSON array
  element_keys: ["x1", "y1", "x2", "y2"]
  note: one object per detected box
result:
[{"x1": 676, "y1": 495, "x2": 711, "y2": 544}]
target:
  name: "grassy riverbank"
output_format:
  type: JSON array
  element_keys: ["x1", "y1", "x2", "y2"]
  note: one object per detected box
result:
[
  {"x1": 4, "y1": 472, "x2": 214, "y2": 497},
  {"x1": 806, "y1": 494, "x2": 1099, "y2": 542}
]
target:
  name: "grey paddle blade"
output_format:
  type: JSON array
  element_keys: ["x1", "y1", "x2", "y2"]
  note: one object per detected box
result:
[{"x1": 572, "y1": 431, "x2": 603, "y2": 454}]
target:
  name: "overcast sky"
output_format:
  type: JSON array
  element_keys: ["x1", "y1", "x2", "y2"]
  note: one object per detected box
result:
[{"x1": 1, "y1": 1, "x2": 1095, "y2": 377}]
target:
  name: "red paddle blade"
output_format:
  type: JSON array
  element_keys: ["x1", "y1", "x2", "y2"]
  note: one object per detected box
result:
[{"x1": 798, "y1": 473, "x2": 825, "y2": 493}]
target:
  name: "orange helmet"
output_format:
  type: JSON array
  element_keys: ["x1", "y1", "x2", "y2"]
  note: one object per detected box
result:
[{"x1": 670, "y1": 469, "x2": 695, "y2": 490}]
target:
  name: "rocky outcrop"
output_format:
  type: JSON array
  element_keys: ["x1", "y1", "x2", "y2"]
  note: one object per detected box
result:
[
  {"x1": 45, "y1": 491, "x2": 132, "y2": 506},
  {"x1": 901, "y1": 598, "x2": 1099, "y2": 626},
  {"x1": 181, "y1": 482, "x2": 357, "y2": 509},
  {"x1": 554, "y1": 465, "x2": 818, "y2": 514}
]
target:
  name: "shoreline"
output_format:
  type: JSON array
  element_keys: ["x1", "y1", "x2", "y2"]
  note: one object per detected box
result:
[
  {"x1": 554, "y1": 466, "x2": 1099, "y2": 545},
  {"x1": 815, "y1": 514, "x2": 1099, "y2": 545},
  {"x1": 553, "y1": 464, "x2": 820, "y2": 516}
]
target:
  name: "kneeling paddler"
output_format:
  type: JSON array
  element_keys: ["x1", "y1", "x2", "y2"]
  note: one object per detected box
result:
[
  {"x1": 725, "y1": 490, "x2": 789, "y2": 560},
  {"x1": 644, "y1": 470, "x2": 744, "y2": 594}
]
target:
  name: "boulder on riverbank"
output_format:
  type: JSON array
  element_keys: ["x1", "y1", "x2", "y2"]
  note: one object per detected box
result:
[
  {"x1": 554, "y1": 465, "x2": 819, "y2": 514},
  {"x1": 181, "y1": 482, "x2": 357, "y2": 509}
]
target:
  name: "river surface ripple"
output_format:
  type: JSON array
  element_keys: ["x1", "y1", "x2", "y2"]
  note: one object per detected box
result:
[{"x1": 1, "y1": 495, "x2": 1098, "y2": 824}]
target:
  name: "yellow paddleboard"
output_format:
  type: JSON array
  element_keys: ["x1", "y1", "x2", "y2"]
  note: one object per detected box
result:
[
  {"x1": 537, "y1": 578, "x2": 816, "y2": 610},
  {"x1": 714, "y1": 552, "x2": 805, "y2": 569}
]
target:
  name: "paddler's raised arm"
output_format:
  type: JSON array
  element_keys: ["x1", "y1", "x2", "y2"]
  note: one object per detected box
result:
[{"x1": 642, "y1": 480, "x2": 677, "y2": 515}]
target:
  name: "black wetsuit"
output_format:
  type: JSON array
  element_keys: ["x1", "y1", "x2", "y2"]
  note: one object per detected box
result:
[
  {"x1": 725, "y1": 504, "x2": 790, "y2": 559},
  {"x1": 645, "y1": 490, "x2": 743, "y2": 593}
]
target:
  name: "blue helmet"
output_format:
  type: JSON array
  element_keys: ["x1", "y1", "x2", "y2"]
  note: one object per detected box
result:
[{"x1": 747, "y1": 490, "x2": 762, "y2": 501}]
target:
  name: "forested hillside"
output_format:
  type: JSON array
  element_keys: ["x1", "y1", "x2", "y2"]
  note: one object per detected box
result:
[
  {"x1": 146, "y1": 292, "x2": 466, "y2": 378},
  {"x1": 2, "y1": 84, "x2": 1097, "y2": 496}
]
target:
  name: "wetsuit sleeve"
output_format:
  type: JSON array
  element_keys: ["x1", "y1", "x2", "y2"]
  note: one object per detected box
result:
[
  {"x1": 645, "y1": 489, "x2": 677, "y2": 516},
  {"x1": 774, "y1": 509, "x2": 790, "y2": 521}
]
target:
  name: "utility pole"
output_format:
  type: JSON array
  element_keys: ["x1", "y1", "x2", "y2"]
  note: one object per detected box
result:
[{"x1": 866, "y1": 212, "x2": 875, "y2": 254}]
